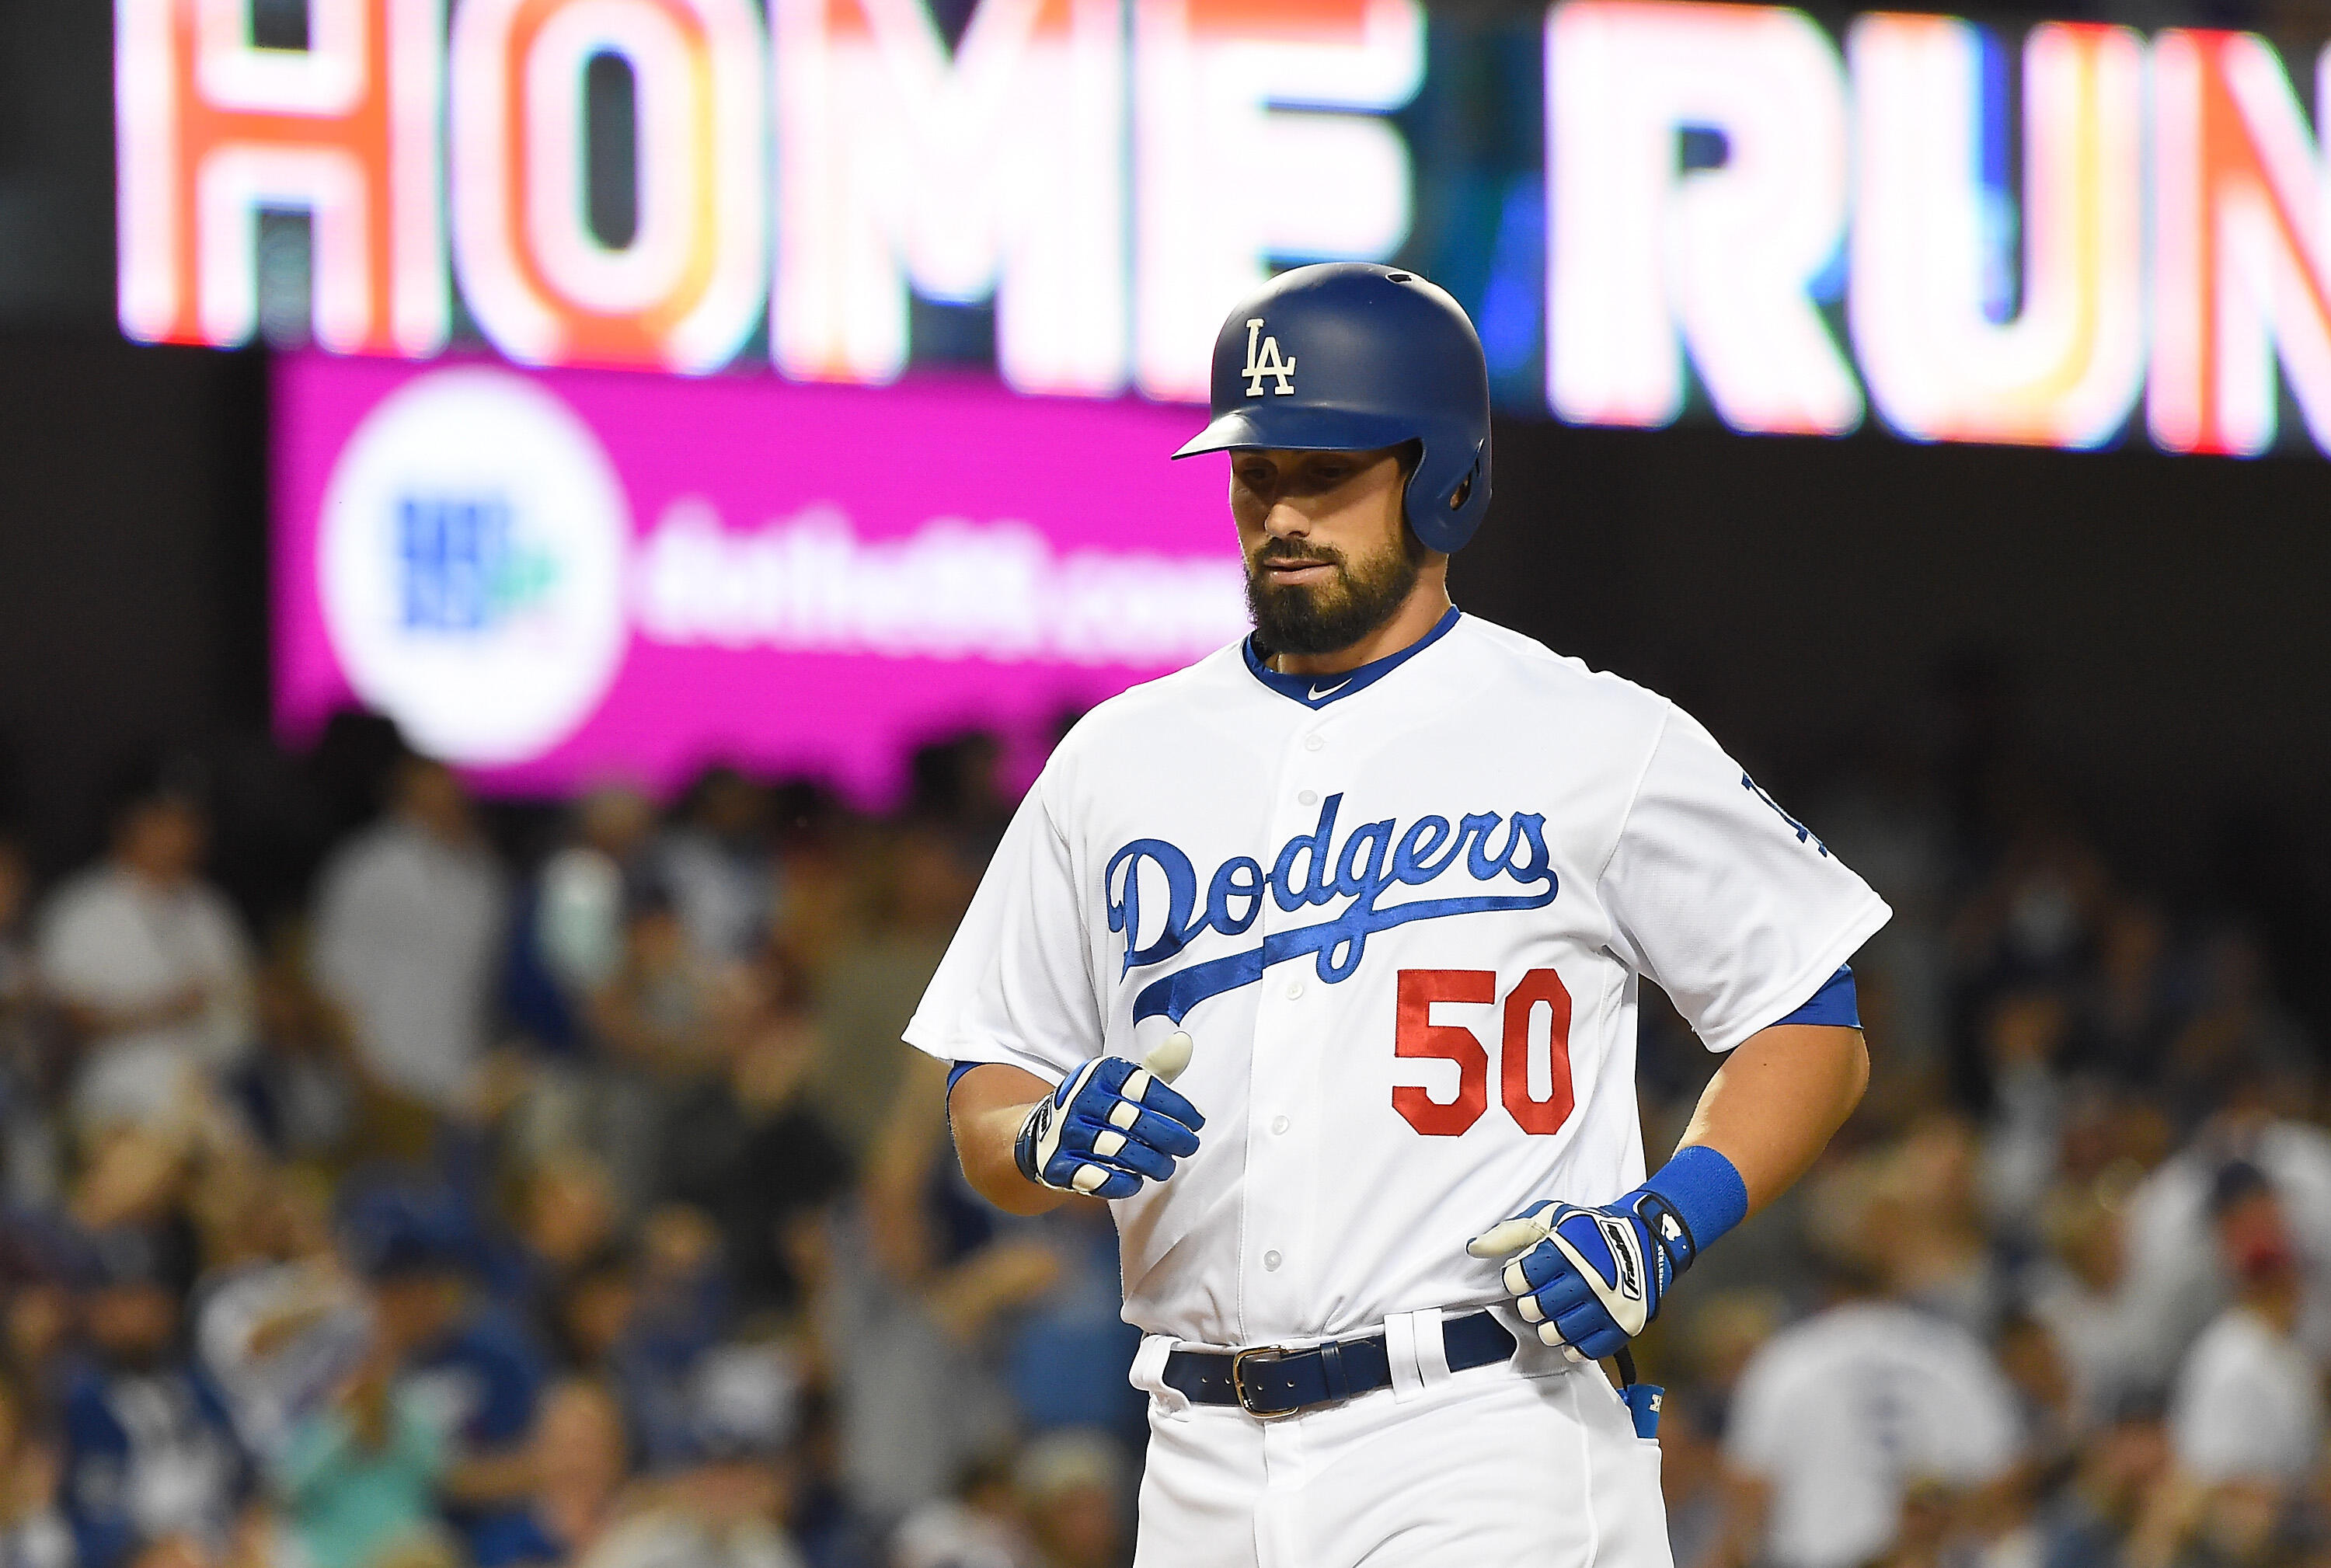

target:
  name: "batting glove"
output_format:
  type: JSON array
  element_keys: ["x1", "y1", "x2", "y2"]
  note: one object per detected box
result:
[
  {"x1": 1468, "y1": 1193, "x2": 1695, "y2": 1361},
  {"x1": 1467, "y1": 1146, "x2": 1748, "y2": 1363},
  {"x1": 1015, "y1": 1033, "x2": 1200, "y2": 1200}
]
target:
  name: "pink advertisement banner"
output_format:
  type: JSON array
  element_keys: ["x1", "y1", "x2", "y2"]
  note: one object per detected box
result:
[{"x1": 274, "y1": 354, "x2": 1247, "y2": 803}]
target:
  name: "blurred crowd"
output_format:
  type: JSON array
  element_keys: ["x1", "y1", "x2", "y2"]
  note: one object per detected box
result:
[
  {"x1": 0, "y1": 721, "x2": 1136, "y2": 1568},
  {"x1": 0, "y1": 690, "x2": 2322, "y2": 1568},
  {"x1": 1639, "y1": 703, "x2": 2331, "y2": 1568}
]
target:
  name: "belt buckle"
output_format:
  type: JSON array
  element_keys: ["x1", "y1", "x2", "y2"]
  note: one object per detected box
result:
[{"x1": 1230, "y1": 1346, "x2": 1300, "y2": 1420}]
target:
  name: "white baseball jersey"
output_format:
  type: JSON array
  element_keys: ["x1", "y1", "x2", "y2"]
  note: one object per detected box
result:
[
  {"x1": 1725, "y1": 1301, "x2": 2023, "y2": 1568},
  {"x1": 2170, "y1": 1305, "x2": 2325, "y2": 1486},
  {"x1": 907, "y1": 610, "x2": 1889, "y2": 1349}
]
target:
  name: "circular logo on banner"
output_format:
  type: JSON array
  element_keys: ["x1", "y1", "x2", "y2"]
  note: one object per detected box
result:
[{"x1": 318, "y1": 368, "x2": 631, "y2": 767}]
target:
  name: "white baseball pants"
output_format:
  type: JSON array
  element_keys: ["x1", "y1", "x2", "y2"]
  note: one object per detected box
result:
[{"x1": 1127, "y1": 1315, "x2": 1674, "y2": 1568}]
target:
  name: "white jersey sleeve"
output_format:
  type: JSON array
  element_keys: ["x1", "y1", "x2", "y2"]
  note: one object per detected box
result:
[
  {"x1": 904, "y1": 768, "x2": 1099, "y2": 1085},
  {"x1": 1601, "y1": 705, "x2": 1891, "y2": 1053}
]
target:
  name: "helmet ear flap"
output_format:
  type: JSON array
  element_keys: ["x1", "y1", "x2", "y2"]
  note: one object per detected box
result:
[
  {"x1": 1448, "y1": 441, "x2": 1486, "y2": 511},
  {"x1": 1407, "y1": 437, "x2": 1489, "y2": 555},
  {"x1": 1398, "y1": 442, "x2": 1437, "y2": 553},
  {"x1": 1452, "y1": 439, "x2": 1490, "y2": 542}
]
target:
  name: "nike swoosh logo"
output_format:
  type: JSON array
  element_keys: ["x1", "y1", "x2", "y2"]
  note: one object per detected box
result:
[{"x1": 1308, "y1": 679, "x2": 1351, "y2": 700}]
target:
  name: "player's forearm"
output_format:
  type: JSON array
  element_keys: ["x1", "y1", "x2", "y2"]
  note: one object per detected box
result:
[
  {"x1": 1675, "y1": 1023, "x2": 1868, "y2": 1216},
  {"x1": 1477, "y1": 1021, "x2": 1867, "y2": 1358},
  {"x1": 948, "y1": 1062, "x2": 1073, "y2": 1215}
]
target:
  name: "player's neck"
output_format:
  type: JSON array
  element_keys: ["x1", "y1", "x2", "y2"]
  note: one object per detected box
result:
[{"x1": 1270, "y1": 580, "x2": 1456, "y2": 677}]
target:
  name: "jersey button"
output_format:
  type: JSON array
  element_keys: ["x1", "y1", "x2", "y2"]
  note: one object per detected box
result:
[
  {"x1": 1298, "y1": 789, "x2": 1319, "y2": 807},
  {"x1": 1285, "y1": 979, "x2": 1305, "y2": 999},
  {"x1": 1263, "y1": 1251, "x2": 1283, "y2": 1270},
  {"x1": 1303, "y1": 733, "x2": 1325, "y2": 752},
  {"x1": 1270, "y1": 1116, "x2": 1290, "y2": 1135}
]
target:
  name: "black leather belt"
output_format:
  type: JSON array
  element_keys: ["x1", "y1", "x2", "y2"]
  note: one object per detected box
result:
[{"x1": 1162, "y1": 1310, "x2": 1518, "y2": 1419}]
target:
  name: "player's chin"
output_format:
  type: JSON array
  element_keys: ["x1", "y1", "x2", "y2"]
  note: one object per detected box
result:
[{"x1": 1256, "y1": 578, "x2": 1350, "y2": 619}]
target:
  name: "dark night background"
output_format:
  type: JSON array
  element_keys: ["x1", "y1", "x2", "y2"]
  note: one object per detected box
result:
[{"x1": 0, "y1": 0, "x2": 2325, "y2": 1009}]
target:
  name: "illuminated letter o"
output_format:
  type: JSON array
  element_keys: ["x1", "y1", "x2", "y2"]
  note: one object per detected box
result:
[{"x1": 451, "y1": 0, "x2": 765, "y2": 372}]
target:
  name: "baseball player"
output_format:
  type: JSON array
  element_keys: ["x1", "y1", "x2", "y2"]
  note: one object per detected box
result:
[{"x1": 908, "y1": 263, "x2": 1889, "y2": 1566}]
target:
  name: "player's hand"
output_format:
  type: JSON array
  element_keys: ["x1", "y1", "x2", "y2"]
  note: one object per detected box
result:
[
  {"x1": 1015, "y1": 1033, "x2": 1202, "y2": 1200},
  {"x1": 1466, "y1": 1188, "x2": 1699, "y2": 1362}
]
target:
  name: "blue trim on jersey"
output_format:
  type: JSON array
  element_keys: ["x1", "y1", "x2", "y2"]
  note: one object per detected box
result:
[
  {"x1": 946, "y1": 1061, "x2": 978, "y2": 1101},
  {"x1": 1132, "y1": 882, "x2": 1558, "y2": 1023},
  {"x1": 1111, "y1": 791, "x2": 1560, "y2": 1026},
  {"x1": 1242, "y1": 605, "x2": 1462, "y2": 709},
  {"x1": 1771, "y1": 964, "x2": 1859, "y2": 1030}
]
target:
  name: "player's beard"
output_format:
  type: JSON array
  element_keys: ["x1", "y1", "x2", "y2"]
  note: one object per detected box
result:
[{"x1": 1246, "y1": 526, "x2": 1426, "y2": 657}]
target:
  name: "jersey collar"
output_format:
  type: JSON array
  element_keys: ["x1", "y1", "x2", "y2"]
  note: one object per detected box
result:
[{"x1": 1241, "y1": 605, "x2": 1462, "y2": 710}]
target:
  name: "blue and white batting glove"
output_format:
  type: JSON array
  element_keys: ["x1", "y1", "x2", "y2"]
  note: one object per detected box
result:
[
  {"x1": 1466, "y1": 1145, "x2": 1748, "y2": 1363},
  {"x1": 1015, "y1": 1033, "x2": 1200, "y2": 1200}
]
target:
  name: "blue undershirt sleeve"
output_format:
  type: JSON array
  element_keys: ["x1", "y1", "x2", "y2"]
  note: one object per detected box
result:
[
  {"x1": 1633, "y1": 967, "x2": 1856, "y2": 1268},
  {"x1": 1768, "y1": 963, "x2": 1859, "y2": 1030}
]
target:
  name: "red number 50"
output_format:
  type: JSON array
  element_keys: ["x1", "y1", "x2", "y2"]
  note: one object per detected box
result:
[{"x1": 1392, "y1": 968, "x2": 1574, "y2": 1137}]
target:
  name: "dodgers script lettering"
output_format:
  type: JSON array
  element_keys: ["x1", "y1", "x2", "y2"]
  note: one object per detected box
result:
[{"x1": 1106, "y1": 793, "x2": 1558, "y2": 1024}]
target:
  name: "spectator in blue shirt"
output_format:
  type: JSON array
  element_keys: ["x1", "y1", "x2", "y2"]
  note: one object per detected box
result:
[
  {"x1": 341, "y1": 1187, "x2": 545, "y2": 1563},
  {"x1": 58, "y1": 1228, "x2": 242, "y2": 1568}
]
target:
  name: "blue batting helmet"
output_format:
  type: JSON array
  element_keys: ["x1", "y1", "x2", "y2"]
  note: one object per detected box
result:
[{"x1": 1171, "y1": 263, "x2": 1492, "y2": 554}]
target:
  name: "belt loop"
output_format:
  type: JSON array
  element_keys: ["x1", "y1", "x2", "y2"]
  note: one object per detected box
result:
[
  {"x1": 1130, "y1": 1335, "x2": 1190, "y2": 1416},
  {"x1": 1318, "y1": 1339, "x2": 1349, "y2": 1402},
  {"x1": 1414, "y1": 1306, "x2": 1451, "y2": 1385},
  {"x1": 1383, "y1": 1310, "x2": 1427, "y2": 1402}
]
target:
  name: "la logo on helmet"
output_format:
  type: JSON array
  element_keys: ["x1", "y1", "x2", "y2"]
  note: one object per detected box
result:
[{"x1": 1242, "y1": 319, "x2": 1296, "y2": 396}]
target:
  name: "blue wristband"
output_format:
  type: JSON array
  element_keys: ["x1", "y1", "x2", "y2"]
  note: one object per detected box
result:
[{"x1": 1637, "y1": 1145, "x2": 1749, "y2": 1270}]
